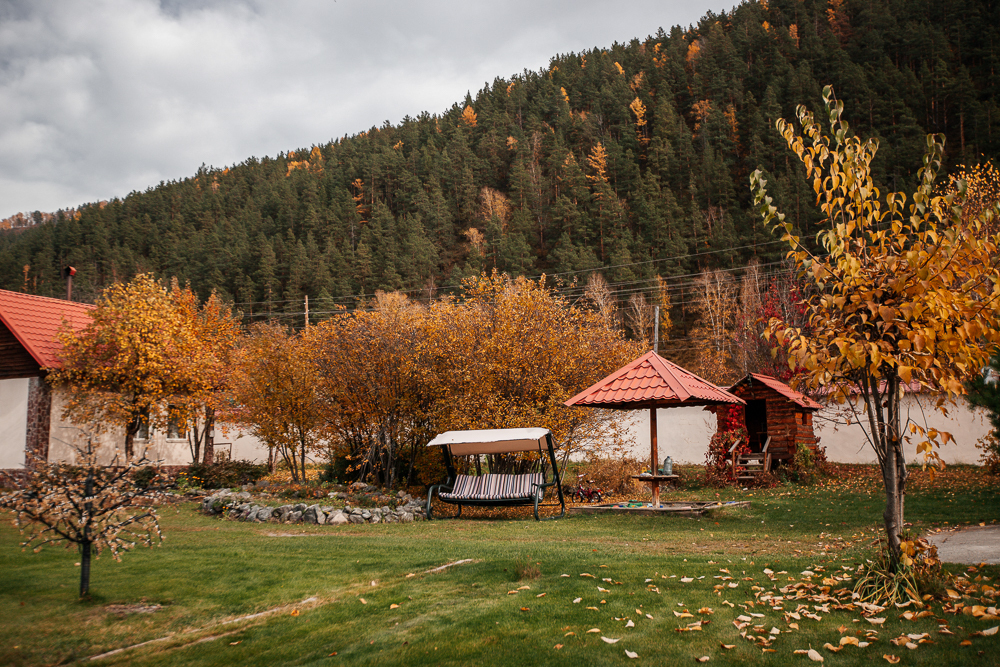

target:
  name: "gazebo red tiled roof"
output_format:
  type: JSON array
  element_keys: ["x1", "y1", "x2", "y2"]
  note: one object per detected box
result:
[
  {"x1": 564, "y1": 350, "x2": 744, "y2": 409},
  {"x1": 0, "y1": 289, "x2": 93, "y2": 370}
]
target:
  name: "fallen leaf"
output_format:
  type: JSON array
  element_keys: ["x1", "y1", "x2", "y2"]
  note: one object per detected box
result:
[
  {"x1": 674, "y1": 611, "x2": 694, "y2": 618},
  {"x1": 564, "y1": 631, "x2": 575, "y2": 637},
  {"x1": 695, "y1": 657, "x2": 710, "y2": 663},
  {"x1": 290, "y1": 609, "x2": 300, "y2": 617},
  {"x1": 573, "y1": 598, "x2": 582, "y2": 603},
  {"x1": 626, "y1": 620, "x2": 635, "y2": 627},
  {"x1": 625, "y1": 649, "x2": 639, "y2": 658},
  {"x1": 983, "y1": 626, "x2": 999, "y2": 636},
  {"x1": 698, "y1": 607, "x2": 714, "y2": 615},
  {"x1": 840, "y1": 636, "x2": 859, "y2": 646},
  {"x1": 230, "y1": 641, "x2": 241, "y2": 645},
  {"x1": 581, "y1": 573, "x2": 595, "y2": 578},
  {"x1": 905, "y1": 643, "x2": 917, "y2": 650},
  {"x1": 681, "y1": 577, "x2": 695, "y2": 583},
  {"x1": 823, "y1": 643, "x2": 842, "y2": 653},
  {"x1": 646, "y1": 614, "x2": 653, "y2": 619},
  {"x1": 598, "y1": 587, "x2": 610, "y2": 593},
  {"x1": 554, "y1": 644, "x2": 563, "y2": 649},
  {"x1": 587, "y1": 628, "x2": 601, "y2": 633},
  {"x1": 866, "y1": 617, "x2": 886, "y2": 625},
  {"x1": 517, "y1": 585, "x2": 531, "y2": 591},
  {"x1": 883, "y1": 655, "x2": 900, "y2": 664},
  {"x1": 587, "y1": 606, "x2": 599, "y2": 611},
  {"x1": 601, "y1": 636, "x2": 621, "y2": 644},
  {"x1": 536, "y1": 593, "x2": 546, "y2": 598},
  {"x1": 521, "y1": 607, "x2": 530, "y2": 612},
  {"x1": 960, "y1": 640, "x2": 973, "y2": 646},
  {"x1": 808, "y1": 648, "x2": 824, "y2": 662},
  {"x1": 359, "y1": 598, "x2": 367, "y2": 605},
  {"x1": 560, "y1": 574, "x2": 570, "y2": 577}
]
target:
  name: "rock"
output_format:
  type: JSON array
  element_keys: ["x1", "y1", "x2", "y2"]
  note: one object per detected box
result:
[
  {"x1": 370, "y1": 515, "x2": 381, "y2": 524},
  {"x1": 288, "y1": 511, "x2": 302, "y2": 523},
  {"x1": 329, "y1": 511, "x2": 348, "y2": 525},
  {"x1": 303, "y1": 505, "x2": 322, "y2": 524},
  {"x1": 400, "y1": 512, "x2": 414, "y2": 523},
  {"x1": 348, "y1": 514, "x2": 365, "y2": 524},
  {"x1": 361, "y1": 510, "x2": 372, "y2": 520},
  {"x1": 256, "y1": 507, "x2": 273, "y2": 521},
  {"x1": 292, "y1": 503, "x2": 307, "y2": 513}
]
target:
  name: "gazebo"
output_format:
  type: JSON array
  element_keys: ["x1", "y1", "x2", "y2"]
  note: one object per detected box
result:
[{"x1": 564, "y1": 351, "x2": 744, "y2": 507}]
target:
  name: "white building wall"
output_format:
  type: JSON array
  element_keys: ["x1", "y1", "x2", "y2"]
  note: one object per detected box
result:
[
  {"x1": 0, "y1": 378, "x2": 29, "y2": 469},
  {"x1": 47, "y1": 388, "x2": 271, "y2": 466}
]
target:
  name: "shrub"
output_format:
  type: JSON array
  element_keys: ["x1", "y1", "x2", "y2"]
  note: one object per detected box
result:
[
  {"x1": 131, "y1": 466, "x2": 158, "y2": 490},
  {"x1": 704, "y1": 406, "x2": 749, "y2": 487},
  {"x1": 183, "y1": 460, "x2": 269, "y2": 489},
  {"x1": 781, "y1": 443, "x2": 830, "y2": 485},
  {"x1": 571, "y1": 455, "x2": 643, "y2": 496},
  {"x1": 975, "y1": 434, "x2": 1000, "y2": 474}
]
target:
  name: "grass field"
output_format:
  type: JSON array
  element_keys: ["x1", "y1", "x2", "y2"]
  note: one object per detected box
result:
[{"x1": 1, "y1": 465, "x2": 997, "y2": 666}]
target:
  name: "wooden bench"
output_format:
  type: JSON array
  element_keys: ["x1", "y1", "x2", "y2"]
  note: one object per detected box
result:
[{"x1": 428, "y1": 472, "x2": 558, "y2": 520}]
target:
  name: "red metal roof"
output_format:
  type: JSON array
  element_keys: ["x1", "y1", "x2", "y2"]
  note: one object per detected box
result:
[
  {"x1": 730, "y1": 373, "x2": 823, "y2": 410},
  {"x1": 564, "y1": 351, "x2": 745, "y2": 409},
  {"x1": 0, "y1": 289, "x2": 94, "y2": 369}
]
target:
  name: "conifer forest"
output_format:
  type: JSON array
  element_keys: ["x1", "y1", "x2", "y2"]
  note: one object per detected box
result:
[{"x1": 1, "y1": 0, "x2": 997, "y2": 377}]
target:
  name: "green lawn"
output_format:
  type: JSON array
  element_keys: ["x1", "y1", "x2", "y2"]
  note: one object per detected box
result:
[{"x1": 1, "y1": 465, "x2": 998, "y2": 666}]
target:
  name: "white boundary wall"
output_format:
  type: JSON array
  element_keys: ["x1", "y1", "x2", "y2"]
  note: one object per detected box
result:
[
  {"x1": 0, "y1": 378, "x2": 29, "y2": 468},
  {"x1": 614, "y1": 397, "x2": 988, "y2": 467}
]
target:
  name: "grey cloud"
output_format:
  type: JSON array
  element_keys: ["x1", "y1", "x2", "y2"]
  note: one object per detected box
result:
[{"x1": 0, "y1": 0, "x2": 734, "y2": 217}]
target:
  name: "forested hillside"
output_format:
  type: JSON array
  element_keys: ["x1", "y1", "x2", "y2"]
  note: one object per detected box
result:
[{"x1": 2, "y1": 0, "x2": 997, "y2": 331}]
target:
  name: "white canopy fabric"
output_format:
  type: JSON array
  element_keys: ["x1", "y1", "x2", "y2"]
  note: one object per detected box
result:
[{"x1": 426, "y1": 428, "x2": 552, "y2": 455}]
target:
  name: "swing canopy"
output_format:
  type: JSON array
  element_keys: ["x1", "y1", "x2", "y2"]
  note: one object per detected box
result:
[{"x1": 426, "y1": 427, "x2": 552, "y2": 455}]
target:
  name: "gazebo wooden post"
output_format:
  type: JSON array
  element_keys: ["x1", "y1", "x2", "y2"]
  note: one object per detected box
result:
[{"x1": 649, "y1": 407, "x2": 660, "y2": 508}]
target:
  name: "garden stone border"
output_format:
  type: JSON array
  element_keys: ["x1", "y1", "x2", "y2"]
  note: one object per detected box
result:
[{"x1": 201, "y1": 487, "x2": 426, "y2": 526}]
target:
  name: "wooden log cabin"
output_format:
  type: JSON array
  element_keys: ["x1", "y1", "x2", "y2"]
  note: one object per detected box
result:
[{"x1": 712, "y1": 373, "x2": 822, "y2": 469}]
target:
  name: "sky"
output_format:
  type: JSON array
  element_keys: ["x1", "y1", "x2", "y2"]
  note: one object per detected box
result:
[{"x1": 0, "y1": 0, "x2": 739, "y2": 219}]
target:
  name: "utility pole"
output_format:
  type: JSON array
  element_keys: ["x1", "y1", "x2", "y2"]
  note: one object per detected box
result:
[
  {"x1": 653, "y1": 305, "x2": 660, "y2": 353},
  {"x1": 304, "y1": 295, "x2": 309, "y2": 329}
]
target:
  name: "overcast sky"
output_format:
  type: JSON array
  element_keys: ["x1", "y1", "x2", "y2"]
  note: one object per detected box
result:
[{"x1": 0, "y1": 0, "x2": 738, "y2": 218}]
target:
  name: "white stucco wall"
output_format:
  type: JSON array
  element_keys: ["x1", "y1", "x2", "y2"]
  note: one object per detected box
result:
[
  {"x1": 0, "y1": 378, "x2": 29, "y2": 469},
  {"x1": 816, "y1": 394, "x2": 989, "y2": 465}
]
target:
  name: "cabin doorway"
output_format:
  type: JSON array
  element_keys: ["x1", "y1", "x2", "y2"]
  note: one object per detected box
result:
[{"x1": 745, "y1": 400, "x2": 767, "y2": 452}]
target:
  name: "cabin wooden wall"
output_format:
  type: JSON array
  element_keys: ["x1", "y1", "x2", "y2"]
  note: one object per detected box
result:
[{"x1": 715, "y1": 385, "x2": 819, "y2": 463}]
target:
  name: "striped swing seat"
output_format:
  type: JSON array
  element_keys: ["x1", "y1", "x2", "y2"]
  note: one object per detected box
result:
[{"x1": 439, "y1": 473, "x2": 545, "y2": 502}]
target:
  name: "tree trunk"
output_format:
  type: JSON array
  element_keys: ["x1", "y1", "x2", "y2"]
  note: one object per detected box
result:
[
  {"x1": 881, "y1": 373, "x2": 907, "y2": 568},
  {"x1": 202, "y1": 407, "x2": 215, "y2": 465},
  {"x1": 80, "y1": 539, "x2": 92, "y2": 598}
]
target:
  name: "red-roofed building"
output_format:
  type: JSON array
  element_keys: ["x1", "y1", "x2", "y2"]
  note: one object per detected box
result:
[
  {"x1": 0, "y1": 289, "x2": 94, "y2": 477},
  {"x1": 718, "y1": 373, "x2": 822, "y2": 464}
]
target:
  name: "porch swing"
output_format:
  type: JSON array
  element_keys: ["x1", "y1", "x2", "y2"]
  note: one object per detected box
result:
[{"x1": 425, "y1": 428, "x2": 566, "y2": 521}]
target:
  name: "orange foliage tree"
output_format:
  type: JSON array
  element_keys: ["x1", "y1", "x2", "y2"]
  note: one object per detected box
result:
[
  {"x1": 50, "y1": 274, "x2": 237, "y2": 460},
  {"x1": 224, "y1": 323, "x2": 325, "y2": 483},
  {"x1": 307, "y1": 273, "x2": 642, "y2": 487}
]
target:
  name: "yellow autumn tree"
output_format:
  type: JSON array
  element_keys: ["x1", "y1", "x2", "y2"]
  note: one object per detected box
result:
[
  {"x1": 50, "y1": 274, "x2": 229, "y2": 459},
  {"x1": 224, "y1": 323, "x2": 325, "y2": 482},
  {"x1": 751, "y1": 86, "x2": 1000, "y2": 566},
  {"x1": 422, "y1": 273, "x2": 643, "y2": 467}
]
